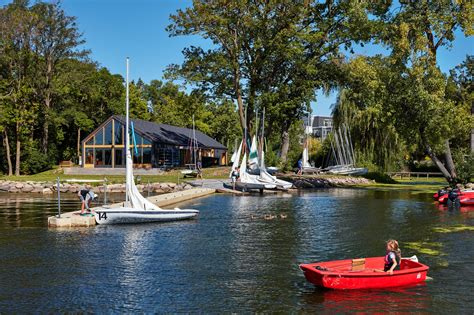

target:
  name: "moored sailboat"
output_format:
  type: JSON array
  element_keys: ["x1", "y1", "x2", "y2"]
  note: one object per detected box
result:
[{"x1": 94, "y1": 58, "x2": 199, "y2": 225}]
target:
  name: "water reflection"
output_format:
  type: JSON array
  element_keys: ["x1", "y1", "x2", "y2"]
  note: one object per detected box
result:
[
  {"x1": 0, "y1": 189, "x2": 473, "y2": 312},
  {"x1": 300, "y1": 284, "x2": 431, "y2": 313}
]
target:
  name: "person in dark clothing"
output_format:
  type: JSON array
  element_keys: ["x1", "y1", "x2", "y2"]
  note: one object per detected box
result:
[{"x1": 78, "y1": 189, "x2": 97, "y2": 214}]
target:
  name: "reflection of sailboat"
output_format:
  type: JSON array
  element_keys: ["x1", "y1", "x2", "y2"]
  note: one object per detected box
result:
[
  {"x1": 181, "y1": 115, "x2": 199, "y2": 177},
  {"x1": 94, "y1": 59, "x2": 199, "y2": 225}
]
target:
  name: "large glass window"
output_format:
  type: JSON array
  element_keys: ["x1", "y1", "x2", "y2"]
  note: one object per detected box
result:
[
  {"x1": 143, "y1": 137, "x2": 151, "y2": 145},
  {"x1": 133, "y1": 148, "x2": 143, "y2": 164},
  {"x1": 115, "y1": 148, "x2": 124, "y2": 167},
  {"x1": 133, "y1": 134, "x2": 143, "y2": 147},
  {"x1": 86, "y1": 149, "x2": 94, "y2": 164},
  {"x1": 114, "y1": 120, "x2": 123, "y2": 145},
  {"x1": 104, "y1": 149, "x2": 112, "y2": 167},
  {"x1": 95, "y1": 149, "x2": 104, "y2": 166},
  {"x1": 95, "y1": 129, "x2": 104, "y2": 145},
  {"x1": 143, "y1": 147, "x2": 151, "y2": 164},
  {"x1": 86, "y1": 138, "x2": 93, "y2": 145},
  {"x1": 104, "y1": 122, "x2": 112, "y2": 145}
]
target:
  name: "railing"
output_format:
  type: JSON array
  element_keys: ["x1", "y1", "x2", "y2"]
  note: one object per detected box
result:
[{"x1": 386, "y1": 172, "x2": 444, "y2": 180}]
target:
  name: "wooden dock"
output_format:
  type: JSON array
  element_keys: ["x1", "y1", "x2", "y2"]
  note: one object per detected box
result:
[{"x1": 48, "y1": 187, "x2": 216, "y2": 228}]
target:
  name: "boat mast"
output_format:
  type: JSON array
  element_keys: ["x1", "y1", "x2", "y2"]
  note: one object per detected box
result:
[
  {"x1": 125, "y1": 57, "x2": 130, "y2": 203},
  {"x1": 192, "y1": 115, "x2": 196, "y2": 166}
]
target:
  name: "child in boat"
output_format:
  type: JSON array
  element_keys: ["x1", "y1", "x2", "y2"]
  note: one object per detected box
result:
[{"x1": 384, "y1": 239, "x2": 401, "y2": 274}]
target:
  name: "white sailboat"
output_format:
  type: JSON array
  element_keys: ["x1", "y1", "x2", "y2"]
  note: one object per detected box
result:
[
  {"x1": 94, "y1": 58, "x2": 199, "y2": 225},
  {"x1": 181, "y1": 115, "x2": 199, "y2": 177},
  {"x1": 326, "y1": 124, "x2": 368, "y2": 176}
]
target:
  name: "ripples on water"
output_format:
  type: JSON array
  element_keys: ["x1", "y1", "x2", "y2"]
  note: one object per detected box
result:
[{"x1": 0, "y1": 189, "x2": 473, "y2": 312}]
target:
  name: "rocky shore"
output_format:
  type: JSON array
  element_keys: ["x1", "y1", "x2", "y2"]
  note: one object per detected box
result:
[
  {"x1": 281, "y1": 175, "x2": 374, "y2": 188},
  {"x1": 0, "y1": 180, "x2": 193, "y2": 194}
]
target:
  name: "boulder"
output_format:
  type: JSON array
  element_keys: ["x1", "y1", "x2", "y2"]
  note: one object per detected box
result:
[
  {"x1": 21, "y1": 185, "x2": 34, "y2": 193},
  {"x1": 0, "y1": 185, "x2": 10, "y2": 192},
  {"x1": 42, "y1": 188, "x2": 53, "y2": 194},
  {"x1": 15, "y1": 183, "x2": 24, "y2": 189}
]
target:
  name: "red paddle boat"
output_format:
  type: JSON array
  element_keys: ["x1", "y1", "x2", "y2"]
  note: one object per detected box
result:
[
  {"x1": 460, "y1": 196, "x2": 474, "y2": 206},
  {"x1": 438, "y1": 190, "x2": 474, "y2": 204},
  {"x1": 300, "y1": 256, "x2": 429, "y2": 290}
]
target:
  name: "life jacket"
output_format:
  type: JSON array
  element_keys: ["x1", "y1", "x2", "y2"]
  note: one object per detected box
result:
[{"x1": 384, "y1": 251, "x2": 400, "y2": 272}]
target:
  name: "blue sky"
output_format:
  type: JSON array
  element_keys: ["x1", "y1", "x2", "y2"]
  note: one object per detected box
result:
[{"x1": 2, "y1": 0, "x2": 472, "y2": 115}]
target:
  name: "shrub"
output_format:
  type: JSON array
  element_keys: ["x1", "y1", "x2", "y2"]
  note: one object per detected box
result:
[{"x1": 362, "y1": 171, "x2": 398, "y2": 184}]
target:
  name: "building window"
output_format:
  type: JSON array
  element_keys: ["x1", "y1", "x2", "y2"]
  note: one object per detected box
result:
[
  {"x1": 115, "y1": 148, "x2": 124, "y2": 167},
  {"x1": 143, "y1": 147, "x2": 151, "y2": 164},
  {"x1": 95, "y1": 149, "x2": 104, "y2": 166},
  {"x1": 104, "y1": 121, "x2": 113, "y2": 145},
  {"x1": 95, "y1": 129, "x2": 104, "y2": 145},
  {"x1": 114, "y1": 120, "x2": 123, "y2": 145},
  {"x1": 86, "y1": 148, "x2": 94, "y2": 164},
  {"x1": 104, "y1": 149, "x2": 112, "y2": 166}
]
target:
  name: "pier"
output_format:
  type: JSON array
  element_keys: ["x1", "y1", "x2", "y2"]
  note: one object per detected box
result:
[{"x1": 48, "y1": 187, "x2": 216, "y2": 228}]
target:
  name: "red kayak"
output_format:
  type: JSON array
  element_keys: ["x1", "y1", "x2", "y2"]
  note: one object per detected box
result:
[
  {"x1": 438, "y1": 190, "x2": 474, "y2": 204},
  {"x1": 300, "y1": 256, "x2": 429, "y2": 290},
  {"x1": 459, "y1": 196, "x2": 474, "y2": 206}
]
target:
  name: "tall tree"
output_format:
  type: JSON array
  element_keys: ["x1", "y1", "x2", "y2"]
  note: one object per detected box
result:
[
  {"x1": 167, "y1": 1, "x2": 383, "y2": 163},
  {"x1": 30, "y1": 1, "x2": 87, "y2": 154},
  {"x1": 0, "y1": 0, "x2": 38, "y2": 175},
  {"x1": 380, "y1": 0, "x2": 473, "y2": 182}
]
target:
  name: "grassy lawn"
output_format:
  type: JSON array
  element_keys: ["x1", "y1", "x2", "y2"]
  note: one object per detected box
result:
[
  {"x1": 0, "y1": 167, "x2": 231, "y2": 185},
  {"x1": 354, "y1": 177, "x2": 447, "y2": 193},
  {"x1": 0, "y1": 167, "x2": 450, "y2": 193}
]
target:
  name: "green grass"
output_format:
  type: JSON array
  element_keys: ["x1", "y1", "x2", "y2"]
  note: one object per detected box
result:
[
  {"x1": 0, "y1": 167, "x2": 449, "y2": 192},
  {"x1": 0, "y1": 166, "x2": 230, "y2": 185},
  {"x1": 352, "y1": 177, "x2": 447, "y2": 193}
]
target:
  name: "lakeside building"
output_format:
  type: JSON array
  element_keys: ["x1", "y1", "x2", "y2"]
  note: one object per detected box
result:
[
  {"x1": 303, "y1": 115, "x2": 333, "y2": 141},
  {"x1": 81, "y1": 115, "x2": 227, "y2": 169}
]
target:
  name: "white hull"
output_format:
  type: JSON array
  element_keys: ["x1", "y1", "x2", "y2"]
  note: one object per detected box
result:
[
  {"x1": 258, "y1": 169, "x2": 293, "y2": 190},
  {"x1": 94, "y1": 207, "x2": 199, "y2": 225},
  {"x1": 328, "y1": 166, "x2": 368, "y2": 176},
  {"x1": 181, "y1": 169, "x2": 198, "y2": 177}
]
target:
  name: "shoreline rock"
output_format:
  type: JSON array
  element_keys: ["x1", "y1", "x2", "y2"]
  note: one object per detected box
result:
[
  {"x1": 0, "y1": 180, "x2": 193, "y2": 195},
  {"x1": 279, "y1": 175, "x2": 374, "y2": 188}
]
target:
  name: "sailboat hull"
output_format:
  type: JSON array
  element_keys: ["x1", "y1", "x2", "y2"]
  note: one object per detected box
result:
[{"x1": 94, "y1": 207, "x2": 199, "y2": 225}]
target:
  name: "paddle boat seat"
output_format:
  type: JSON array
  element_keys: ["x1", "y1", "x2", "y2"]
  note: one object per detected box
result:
[{"x1": 351, "y1": 258, "x2": 365, "y2": 271}]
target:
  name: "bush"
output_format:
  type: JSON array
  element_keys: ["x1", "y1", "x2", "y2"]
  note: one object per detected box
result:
[
  {"x1": 455, "y1": 152, "x2": 474, "y2": 185},
  {"x1": 362, "y1": 171, "x2": 398, "y2": 184},
  {"x1": 21, "y1": 146, "x2": 53, "y2": 175}
]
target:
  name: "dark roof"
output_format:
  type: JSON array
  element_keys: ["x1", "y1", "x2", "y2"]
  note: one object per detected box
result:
[{"x1": 113, "y1": 115, "x2": 227, "y2": 150}]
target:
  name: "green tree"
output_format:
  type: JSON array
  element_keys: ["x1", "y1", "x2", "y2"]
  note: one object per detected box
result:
[
  {"x1": 30, "y1": 1, "x2": 88, "y2": 154},
  {"x1": 0, "y1": 0, "x2": 38, "y2": 175},
  {"x1": 167, "y1": 1, "x2": 384, "y2": 163},
  {"x1": 381, "y1": 0, "x2": 473, "y2": 182}
]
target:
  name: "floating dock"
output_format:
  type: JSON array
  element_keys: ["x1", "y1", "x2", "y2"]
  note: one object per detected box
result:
[{"x1": 48, "y1": 187, "x2": 216, "y2": 228}]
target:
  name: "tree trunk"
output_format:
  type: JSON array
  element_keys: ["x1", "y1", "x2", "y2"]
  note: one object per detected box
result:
[
  {"x1": 424, "y1": 142, "x2": 452, "y2": 183},
  {"x1": 280, "y1": 129, "x2": 290, "y2": 163},
  {"x1": 15, "y1": 122, "x2": 21, "y2": 176},
  {"x1": 3, "y1": 130, "x2": 13, "y2": 176},
  {"x1": 443, "y1": 140, "x2": 457, "y2": 179},
  {"x1": 42, "y1": 96, "x2": 50, "y2": 154}
]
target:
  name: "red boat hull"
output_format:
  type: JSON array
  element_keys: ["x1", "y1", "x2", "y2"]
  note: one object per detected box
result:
[
  {"x1": 438, "y1": 191, "x2": 474, "y2": 204},
  {"x1": 300, "y1": 256, "x2": 429, "y2": 290},
  {"x1": 460, "y1": 197, "x2": 474, "y2": 206}
]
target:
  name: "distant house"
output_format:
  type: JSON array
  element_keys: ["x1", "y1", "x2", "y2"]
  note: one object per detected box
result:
[
  {"x1": 304, "y1": 115, "x2": 333, "y2": 141},
  {"x1": 81, "y1": 115, "x2": 227, "y2": 169}
]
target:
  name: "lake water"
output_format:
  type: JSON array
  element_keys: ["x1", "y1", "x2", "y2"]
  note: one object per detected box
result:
[{"x1": 0, "y1": 189, "x2": 473, "y2": 313}]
